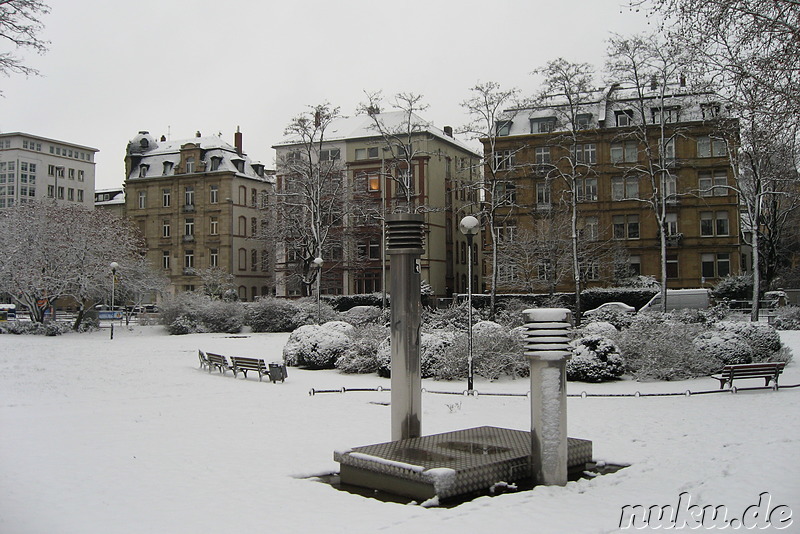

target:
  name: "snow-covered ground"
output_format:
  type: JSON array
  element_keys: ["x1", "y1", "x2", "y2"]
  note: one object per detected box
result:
[{"x1": 1, "y1": 326, "x2": 798, "y2": 533}]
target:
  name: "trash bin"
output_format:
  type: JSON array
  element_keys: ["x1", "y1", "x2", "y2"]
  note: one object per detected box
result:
[{"x1": 268, "y1": 362, "x2": 287, "y2": 383}]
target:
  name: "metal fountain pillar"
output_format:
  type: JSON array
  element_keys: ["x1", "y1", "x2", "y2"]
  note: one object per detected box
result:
[{"x1": 385, "y1": 213, "x2": 425, "y2": 441}]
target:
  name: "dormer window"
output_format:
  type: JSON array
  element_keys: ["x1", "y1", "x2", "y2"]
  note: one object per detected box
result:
[
  {"x1": 496, "y1": 120, "x2": 512, "y2": 136},
  {"x1": 232, "y1": 158, "x2": 245, "y2": 173},
  {"x1": 139, "y1": 164, "x2": 149, "y2": 178},
  {"x1": 576, "y1": 114, "x2": 593, "y2": 129},
  {"x1": 210, "y1": 156, "x2": 222, "y2": 171},
  {"x1": 651, "y1": 106, "x2": 681, "y2": 124},
  {"x1": 162, "y1": 161, "x2": 174, "y2": 176},
  {"x1": 185, "y1": 157, "x2": 195, "y2": 173},
  {"x1": 530, "y1": 117, "x2": 556, "y2": 134},
  {"x1": 140, "y1": 138, "x2": 149, "y2": 150},
  {"x1": 615, "y1": 110, "x2": 634, "y2": 127}
]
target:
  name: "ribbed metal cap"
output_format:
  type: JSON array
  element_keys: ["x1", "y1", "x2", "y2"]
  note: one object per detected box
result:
[{"x1": 386, "y1": 213, "x2": 425, "y2": 253}]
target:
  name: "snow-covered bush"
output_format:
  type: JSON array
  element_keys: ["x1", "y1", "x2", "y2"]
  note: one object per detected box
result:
[
  {"x1": 335, "y1": 325, "x2": 388, "y2": 374},
  {"x1": 774, "y1": 306, "x2": 800, "y2": 330},
  {"x1": 423, "y1": 301, "x2": 483, "y2": 331},
  {"x1": 715, "y1": 321, "x2": 782, "y2": 361},
  {"x1": 567, "y1": 335, "x2": 624, "y2": 382},
  {"x1": 431, "y1": 324, "x2": 526, "y2": 381},
  {"x1": 283, "y1": 323, "x2": 352, "y2": 369},
  {"x1": 341, "y1": 306, "x2": 383, "y2": 326},
  {"x1": 613, "y1": 320, "x2": 711, "y2": 380},
  {"x1": 320, "y1": 320, "x2": 355, "y2": 336},
  {"x1": 167, "y1": 315, "x2": 202, "y2": 335},
  {"x1": 290, "y1": 298, "x2": 338, "y2": 326},
  {"x1": 582, "y1": 309, "x2": 634, "y2": 330},
  {"x1": 197, "y1": 300, "x2": 244, "y2": 333},
  {"x1": 579, "y1": 321, "x2": 618, "y2": 337},
  {"x1": 693, "y1": 329, "x2": 753, "y2": 365},
  {"x1": 246, "y1": 297, "x2": 306, "y2": 332},
  {"x1": 712, "y1": 274, "x2": 753, "y2": 301},
  {"x1": 0, "y1": 321, "x2": 70, "y2": 336},
  {"x1": 376, "y1": 330, "x2": 456, "y2": 379},
  {"x1": 160, "y1": 293, "x2": 243, "y2": 334}
]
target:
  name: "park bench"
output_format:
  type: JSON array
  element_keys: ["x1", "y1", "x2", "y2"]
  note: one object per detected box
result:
[
  {"x1": 206, "y1": 352, "x2": 232, "y2": 374},
  {"x1": 198, "y1": 350, "x2": 210, "y2": 370},
  {"x1": 711, "y1": 362, "x2": 785, "y2": 389},
  {"x1": 230, "y1": 356, "x2": 269, "y2": 381}
]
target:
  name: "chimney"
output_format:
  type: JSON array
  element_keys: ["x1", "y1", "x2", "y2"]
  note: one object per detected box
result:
[
  {"x1": 443, "y1": 126, "x2": 453, "y2": 138},
  {"x1": 195, "y1": 131, "x2": 202, "y2": 138},
  {"x1": 160, "y1": 135, "x2": 166, "y2": 142},
  {"x1": 234, "y1": 126, "x2": 243, "y2": 155}
]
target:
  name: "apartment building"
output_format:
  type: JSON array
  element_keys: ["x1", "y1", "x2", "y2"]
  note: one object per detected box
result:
[
  {"x1": 486, "y1": 83, "x2": 742, "y2": 292},
  {"x1": 123, "y1": 130, "x2": 275, "y2": 300},
  {"x1": 273, "y1": 111, "x2": 483, "y2": 299},
  {"x1": 0, "y1": 132, "x2": 97, "y2": 209}
]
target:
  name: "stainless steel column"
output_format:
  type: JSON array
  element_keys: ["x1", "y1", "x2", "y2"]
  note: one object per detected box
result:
[
  {"x1": 386, "y1": 213, "x2": 425, "y2": 441},
  {"x1": 521, "y1": 308, "x2": 573, "y2": 486}
]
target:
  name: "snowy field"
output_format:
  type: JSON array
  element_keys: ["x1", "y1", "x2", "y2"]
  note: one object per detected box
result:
[{"x1": 1, "y1": 325, "x2": 798, "y2": 533}]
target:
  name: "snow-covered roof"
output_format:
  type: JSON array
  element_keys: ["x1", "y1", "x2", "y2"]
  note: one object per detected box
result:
[
  {"x1": 94, "y1": 188, "x2": 125, "y2": 205},
  {"x1": 274, "y1": 111, "x2": 480, "y2": 156},
  {"x1": 126, "y1": 133, "x2": 272, "y2": 183}
]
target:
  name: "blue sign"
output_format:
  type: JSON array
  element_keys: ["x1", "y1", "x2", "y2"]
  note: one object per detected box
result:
[{"x1": 99, "y1": 311, "x2": 123, "y2": 320}]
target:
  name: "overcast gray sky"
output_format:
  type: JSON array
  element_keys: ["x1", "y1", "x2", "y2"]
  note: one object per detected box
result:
[{"x1": 0, "y1": 0, "x2": 653, "y2": 189}]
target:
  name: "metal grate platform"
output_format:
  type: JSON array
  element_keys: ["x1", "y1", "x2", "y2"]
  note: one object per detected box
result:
[{"x1": 335, "y1": 426, "x2": 592, "y2": 501}]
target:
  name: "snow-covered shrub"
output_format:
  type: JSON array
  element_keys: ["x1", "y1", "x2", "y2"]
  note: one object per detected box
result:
[
  {"x1": 376, "y1": 330, "x2": 456, "y2": 379},
  {"x1": 613, "y1": 320, "x2": 712, "y2": 380},
  {"x1": 341, "y1": 305, "x2": 383, "y2": 326},
  {"x1": 471, "y1": 320, "x2": 503, "y2": 337},
  {"x1": 712, "y1": 274, "x2": 753, "y2": 301},
  {"x1": 160, "y1": 293, "x2": 243, "y2": 334},
  {"x1": 320, "y1": 320, "x2": 355, "y2": 336},
  {"x1": 197, "y1": 299, "x2": 243, "y2": 333},
  {"x1": 579, "y1": 321, "x2": 618, "y2": 337},
  {"x1": 290, "y1": 298, "x2": 338, "y2": 326},
  {"x1": 567, "y1": 335, "x2": 624, "y2": 382},
  {"x1": 774, "y1": 306, "x2": 800, "y2": 330},
  {"x1": 432, "y1": 324, "x2": 526, "y2": 381},
  {"x1": 282, "y1": 324, "x2": 351, "y2": 369},
  {"x1": 167, "y1": 315, "x2": 202, "y2": 335},
  {"x1": 582, "y1": 309, "x2": 634, "y2": 330},
  {"x1": 246, "y1": 297, "x2": 306, "y2": 332},
  {"x1": 0, "y1": 321, "x2": 70, "y2": 336},
  {"x1": 671, "y1": 306, "x2": 726, "y2": 326},
  {"x1": 715, "y1": 321, "x2": 782, "y2": 361},
  {"x1": 693, "y1": 329, "x2": 753, "y2": 365},
  {"x1": 335, "y1": 325, "x2": 388, "y2": 374},
  {"x1": 423, "y1": 301, "x2": 483, "y2": 331}
]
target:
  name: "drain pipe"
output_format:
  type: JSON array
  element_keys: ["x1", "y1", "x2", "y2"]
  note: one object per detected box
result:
[
  {"x1": 521, "y1": 308, "x2": 573, "y2": 486},
  {"x1": 386, "y1": 213, "x2": 425, "y2": 441}
]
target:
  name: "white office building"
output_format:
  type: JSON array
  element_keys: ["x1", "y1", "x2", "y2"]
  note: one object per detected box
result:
[{"x1": 0, "y1": 132, "x2": 98, "y2": 209}]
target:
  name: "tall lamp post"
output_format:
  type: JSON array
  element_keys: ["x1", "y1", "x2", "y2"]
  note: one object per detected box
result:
[
  {"x1": 110, "y1": 261, "x2": 119, "y2": 340},
  {"x1": 312, "y1": 257, "x2": 323, "y2": 323},
  {"x1": 459, "y1": 215, "x2": 480, "y2": 392}
]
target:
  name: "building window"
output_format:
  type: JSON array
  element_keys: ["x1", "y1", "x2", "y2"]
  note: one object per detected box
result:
[
  {"x1": 162, "y1": 220, "x2": 171, "y2": 238},
  {"x1": 367, "y1": 173, "x2": 381, "y2": 191},
  {"x1": 210, "y1": 185, "x2": 218, "y2": 204},
  {"x1": 238, "y1": 248, "x2": 247, "y2": 270},
  {"x1": 536, "y1": 182, "x2": 551, "y2": 205},
  {"x1": 610, "y1": 141, "x2": 638, "y2": 163},
  {"x1": 581, "y1": 216, "x2": 599, "y2": 241},
  {"x1": 572, "y1": 143, "x2": 597, "y2": 164},
  {"x1": 210, "y1": 248, "x2": 218, "y2": 267},
  {"x1": 667, "y1": 254, "x2": 679, "y2": 278},
  {"x1": 77, "y1": 190, "x2": 83, "y2": 202},
  {"x1": 663, "y1": 138, "x2": 675, "y2": 162},
  {"x1": 664, "y1": 174, "x2": 677, "y2": 200},
  {"x1": 582, "y1": 259, "x2": 600, "y2": 281},
  {"x1": 651, "y1": 106, "x2": 681, "y2": 123},
  {"x1": 613, "y1": 214, "x2": 640, "y2": 239},
  {"x1": 210, "y1": 156, "x2": 221, "y2": 171},
  {"x1": 615, "y1": 110, "x2": 634, "y2": 127},
  {"x1": 630, "y1": 255, "x2": 642, "y2": 276},
  {"x1": 492, "y1": 150, "x2": 515, "y2": 170},
  {"x1": 184, "y1": 250, "x2": 194, "y2": 269},
  {"x1": 210, "y1": 216, "x2": 219, "y2": 235},
  {"x1": 163, "y1": 161, "x2": 174, "y2": 175},
  {"x1": 697, "y1": 136, "x2": 726, "y2": 158},
  {"x1": 355, "y1": 147, "x2": 380, "y2": 159},
  {"x1": 355, "y1": 272, "x2": 381, "y2": 294},
  {"x1": 494, "y1": 222, "x2": 517, "y2": 243},
  {"x1": 184, "y1": 186, "x2": 195, "y2": 206},
  {"x1": 251, "y1": 188, "x2": 257, "y2": 207},
  {"x1": 139, "y1": 165, "x2": 148, "y2": 178},
  {"x1": 716, "y1": 211, "x2": 730, "y2": 236},
  {"x1": 577, "y1": 177, "x2": 598, "y2": 201},
  {"x1": 701, "y1": 211, "x2": 729, "y2": 236},
  {"x1": 702, "y1": 253, "x2": 730, "y2": 278},
  {"x1": 138, "y1": 190, "x2": 146, "y2": 208},
  {"x1": 251, "y1": 249, "x2": 258, "y2": 271},
  {"x1": 699, "y1": 170, "x2": 727, "y2": 196},
  {"x1": 162, "y1": 189, "x2": 171, "y2": 207},
  {"x1": 78, "y1": 170, "x2": 84, "y2": 181},
  {"x1": 701, "y1": 102, "x2": 721, "y2": 120},
  {"x1": 67, "y1": 188, "x2": 75, "y2": 201},
  {"x1": 251, "y1": 217, "x2": 257, "y2": 236},
  {"x1": 238, "y1": 216, "x2": 247, "y2": 236},
  {"x1": 534, "y1": 146, "x2": 551, "y2": 164},
  {"x1": 185, "y1": 157, "x2": 195, "y2": 173},
  {"x1": 319, "y1": 148, "x2": 340, "y2": 161},
  {"x1": 185, "y1": 218, "x2": 194, "y2": 237},
  {"x1": 495, "y1": 181, "x2": 516, "y2": 204},
  {"x1": 576, "y1": 114, "x2": 592, "y2": 129},
  {"x1": 612, "y1": 176, "x2": 639, "y2": 200},
  {"x1": 369, "y1": 239, "x2": 381, "y2": 260},
  {"x1": 162, "y1": 251, "x2": 171, "y2": 270},
  {"x1": 530, "y1": 117, "x2": 556, "y2": 134},
  {"x1": 57, "y1": 186, "x2": 64, "y2": 200},
  {"x1": 665, "y1": 213, "x2": 678, "y2": 236}
]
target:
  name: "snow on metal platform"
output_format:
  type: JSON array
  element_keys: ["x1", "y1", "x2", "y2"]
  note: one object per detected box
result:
[{"x1": 334, "y1": 426, "x2": 592, "y2": 501}]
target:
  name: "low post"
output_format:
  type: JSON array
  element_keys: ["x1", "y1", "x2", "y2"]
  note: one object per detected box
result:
[
  {"x1": 386, "y1": 213, "x2": 425, "y2": 441},
  {"x1": 521, "y1": 308, "x2": 573, "y2": 486}
]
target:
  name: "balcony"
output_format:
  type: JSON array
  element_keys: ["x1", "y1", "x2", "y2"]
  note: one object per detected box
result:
[
  {"x1": 183, "y1": 204, "x2": 195, "y2": 213},
  {"x1": 182, "y1": 234, "x2": 195, "y2": 243},
  {"x1": 665, "y1": 233, "x2": 683, "y2": 247}
]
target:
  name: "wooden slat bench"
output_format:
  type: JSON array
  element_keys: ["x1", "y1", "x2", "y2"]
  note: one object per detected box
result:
[
  {"x1": 230, "y1": 356, "x2": 269, "y2": 381},
  {"x1": 206, "y1": 352, "x2": 232, "y2": 374},
  {"x1": 711, "y1": 362, "x2": 785, "y2": 389},
  {"x1": 198, "y1": 349, "x2": 210, "y2": 370}
]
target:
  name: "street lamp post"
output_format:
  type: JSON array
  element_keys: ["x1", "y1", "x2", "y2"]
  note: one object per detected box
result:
[
  {"x1": 459, "y1": 215, "x2": 480, "y2": 392},
  {"x1": 313, "y1": 257, "x2": 323, "y2": 323},
  {"x1": 110, "y1": 261, "x2": 119, "y2": 339}
]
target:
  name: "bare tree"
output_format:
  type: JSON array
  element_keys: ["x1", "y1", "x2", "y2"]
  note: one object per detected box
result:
[
  {"x1": 531, "y1": 58, "x2": 598, "y2": 319},
  {"x1": 606, "y1": 32, "x2": 695, "y2": 312},
  {"x1": 271, "y1": 103, "x2": 347, "y2": 297},
  {"x1": 460, "y1": 81, "x2": 524, "y2": 318},
  {"x1": 358, "y1": 91, "x2": 431, "y2": 213},
  {"x1": 0, "y1": 0, "x2": 50, "y2": 87}
]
